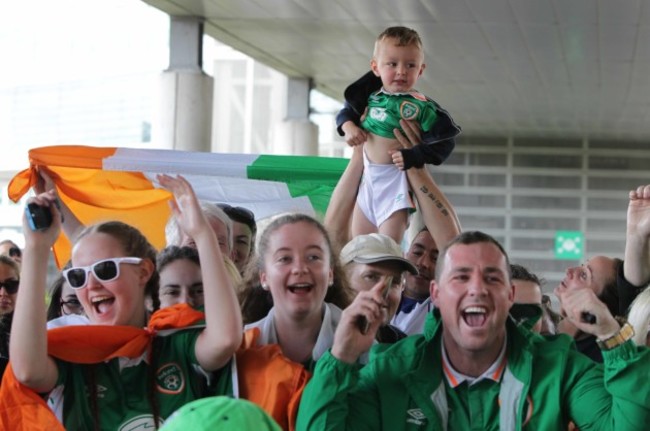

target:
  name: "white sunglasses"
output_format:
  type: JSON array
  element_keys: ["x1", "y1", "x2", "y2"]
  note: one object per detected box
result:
[{"x1": 63, "y1": 257, "x2": 142, "y2": 289}]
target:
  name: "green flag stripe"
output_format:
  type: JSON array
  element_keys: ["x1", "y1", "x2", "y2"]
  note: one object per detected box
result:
[{"x1": 247, "y1": 155, "x2": 349, "y2": 216}]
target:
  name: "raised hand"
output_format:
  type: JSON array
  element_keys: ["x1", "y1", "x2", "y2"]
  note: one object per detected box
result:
[
  {"x1": 23, "y1": 189, "x2": 62, "y2": 249},
  {"x1": 342, "y1": 121, "x2": 368, "y2": 147},
  {"x1": 627, "y1": 184, "x2": 650, "y2": 238},
  {"x1": 394, "y1": 118, "x2": 422, "y2": 149},
  {"x1": 331, "y1": 279, "x2": 388, "y2": 364},
  {"x1": 554, "y1": 269, "x2": 620, "y2": 340},
  {"x1": 391, "y1": 119, "x2": 422, "y2": 171},
  {"x1": 624, "y1": 184, "x2": 650, "y2": 288},
  {"x1": 157, "y1": 174, "x2": 210, "y2": 245}
]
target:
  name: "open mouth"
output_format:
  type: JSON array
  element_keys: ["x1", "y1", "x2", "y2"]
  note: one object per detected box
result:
[
  {"x1": 287, "y1": 283, "x2": 313, "y2": 294},
  {"x1": 462, "y1": 306, "x2": 487, "y2": 327},
  {"x1": 91, "y1": 295, "x2": 115, "y2": 314}
]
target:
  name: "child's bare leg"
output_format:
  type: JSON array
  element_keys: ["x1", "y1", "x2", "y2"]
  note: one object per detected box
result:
[
  {"x1": 378, "y1": 209, "x2": 408, "y2": 244},
  {"x1": 351, "y1": 202, "x2": 377, "y2": 237}
]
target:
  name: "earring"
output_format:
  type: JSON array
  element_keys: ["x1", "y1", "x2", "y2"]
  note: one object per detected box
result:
[
  {"x1": 328, "y1": 281, "x2": 334, "y2": 288},
  {"x1": 261, "y1": 283, "x2": 269, "y2": 290}
]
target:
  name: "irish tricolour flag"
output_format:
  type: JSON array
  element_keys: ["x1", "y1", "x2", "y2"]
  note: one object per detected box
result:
[{"x1": 8, "y1": 145, "x2": 348, "y2": 267}]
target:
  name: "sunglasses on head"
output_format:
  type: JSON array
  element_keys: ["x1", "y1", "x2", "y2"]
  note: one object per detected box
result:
[
  {"x1": 9, "y1": 247, "x2": 21, "y2": 258},
  {"x1": 62, "y1": 257, "x2": 142, "y2": 290},
  {"x1": 217, "y1": 203, "x2": 256, "y2": 230},
  {"x1": 0, "y1": 279, "x2": 19, "y2": 294}
]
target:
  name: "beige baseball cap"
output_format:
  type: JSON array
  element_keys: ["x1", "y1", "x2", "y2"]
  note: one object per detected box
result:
[{"x1": 340, "y1": 233, "x2": 418, "y2": 275}]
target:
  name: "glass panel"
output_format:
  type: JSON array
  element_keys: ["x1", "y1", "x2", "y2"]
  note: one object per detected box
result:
[
  {"x1": 509, "y1": 257, "x2": 579, "y2": 274},
  {"x1": 590, "y1": 139, "x2": 649, "y2": 150},
  {"x1": 468, "y1": 173, "x2": 507, "y2": 187},
  {"x1": 456, "y1": 136, "x2": 507, "y2": 147},
  {"x1": 512, "y1": 216, "x2": 580, "y2": 230},
  {"x1": 586, "y1": 239, "x2": 626, "y2": 255},
  {"x1": 588, "y1": 177, "x2": 649, "y2": 191},
  {"x1": 587, "y1": 197, "x2": 629, "y2": 211},
  {"x1": 446, "y1": 194, "x2": 506, "y2": 207},
  {"x1": 431, "y1": 172, "x2": 464, "y2": 186},
  {"x1": 443, "y1": 152, "x2": 506, "y2": 166},
  {"x1": 513, "y1": 175, "x2": 581, "y2": 189},
  {"x1": 514, "y1": 138, "x2": 581, "y2": 148},
  {"x1": 512, "y1": 196, "x2": 580, "y2": 210},
  {"x1": 458, "y1": 215, "x2": 505, "y2": 229},
  {"x1": 513, "y1": 154, "x2": 581, "y2": 169},
  {"x1": 586, "y1": 218, "x2": 626, "y2": 233},
  {"x1": 589, "y1": 155, "x2": 650, "y2": 171},
  {"x1": 511, "y1": 237, "x2": 555, "y2": 252},
  {"x1": 468, "y1": 153, "x2": 507, "y2": 166}
]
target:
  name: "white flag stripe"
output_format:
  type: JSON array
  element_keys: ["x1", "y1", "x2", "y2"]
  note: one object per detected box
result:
[
  {"x1": 144, "y1": 173, "x2": 315, "y2": 220},
  {"x1": 106, "y1": 148, "x2": 258, "y2": 177}
]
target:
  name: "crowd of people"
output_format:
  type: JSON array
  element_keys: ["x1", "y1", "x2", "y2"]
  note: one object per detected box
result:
[{"x1": 0, "y1": 25, "x2": 648, "y2": 431}]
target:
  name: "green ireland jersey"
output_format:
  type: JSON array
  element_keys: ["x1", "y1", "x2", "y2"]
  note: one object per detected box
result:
[{"x1": 361, "y1": 90, "x2": 438, "y2": 139}]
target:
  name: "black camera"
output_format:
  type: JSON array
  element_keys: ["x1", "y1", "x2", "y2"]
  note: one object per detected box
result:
[{"x1": 25, "y1": 203, "x2": 53, "y2": 231}]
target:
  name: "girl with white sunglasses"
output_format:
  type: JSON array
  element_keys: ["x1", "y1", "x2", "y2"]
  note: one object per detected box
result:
[{"x1": 8, "y1": 175, "x2": 242, "y2": 429}]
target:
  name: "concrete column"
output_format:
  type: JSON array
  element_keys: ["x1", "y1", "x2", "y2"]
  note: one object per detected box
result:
[
  {"x1": 271, "y1": 77, "x2": 319, "y2": 155},
  {"x1": 153, "y1": 17, "x2": 213, "y2": 152}
]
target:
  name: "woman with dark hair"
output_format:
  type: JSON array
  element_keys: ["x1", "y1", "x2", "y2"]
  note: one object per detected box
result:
[
  {"x1": 157, "y1": 245, "x2": 203, "y2": 310},
  {"x1": 557, "y1": 184, "x2": 650, "y2": 361},
  {"x1": 557, "y1": 257, "x2": 622, "y2": 362},
  {"x1": 217, "y1": 203, "x2": 257, "y2": 275},
  {"x1": 45, "y1": 266, "x2": 88, "y2": 329}
]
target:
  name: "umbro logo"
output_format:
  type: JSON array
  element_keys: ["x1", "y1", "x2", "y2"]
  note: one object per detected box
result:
[
  {"x1": 369, "y1": 107, "x2": 388, "y2": 122},
  {"x1": 406, "y1": 408, "x2": 427, "y2": 426}
]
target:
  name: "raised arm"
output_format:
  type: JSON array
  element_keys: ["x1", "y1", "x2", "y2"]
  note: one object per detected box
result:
[
  {"x1": 10, "y1": 190, "x2": 60, "y2": 392},
  {"x1": 157, "y1": 175, "x2": 242, "y2": 371},
  {"x1": 324, "y1": 145, "x2": 364, "y2": 248},
  {"x1": 555, "y1": 276, "x2": 650, "y2": 430},
  {"x1": 393, "y1": 119, "x2": 461, "y2": 247},
  {"x1": 623, "y1": 184, "x2": 650, "y2": 287}
]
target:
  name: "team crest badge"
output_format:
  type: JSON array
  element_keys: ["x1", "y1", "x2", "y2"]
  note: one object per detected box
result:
[
  {"x1": 400, "y1": 101, "x2": 419, "y2": 120},
  {"x1": 156, "y1": 362, "x2": 185, "y2": 394}
]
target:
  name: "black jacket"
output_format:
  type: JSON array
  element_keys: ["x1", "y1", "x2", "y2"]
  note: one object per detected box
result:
[{"x1": 336, "y1": 71, "x2": 461, "y2": 169}]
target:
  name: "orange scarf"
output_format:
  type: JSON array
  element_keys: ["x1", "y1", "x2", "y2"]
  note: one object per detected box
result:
[
  {"x1": 236, "y1": 328, "x2": 312, "y2": 431},
  {"x1": 0, "y1": 304, "x2": 204, "y2": 431}
]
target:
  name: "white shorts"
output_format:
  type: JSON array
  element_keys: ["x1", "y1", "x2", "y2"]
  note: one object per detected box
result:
[{"x1": 357, "y1": 150, "x2": 414, "y2": 227}]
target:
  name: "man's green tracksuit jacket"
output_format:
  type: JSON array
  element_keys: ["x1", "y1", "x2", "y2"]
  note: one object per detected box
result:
[{"x1": 297, "y1": 310, "x2": 650, "y2": 430}]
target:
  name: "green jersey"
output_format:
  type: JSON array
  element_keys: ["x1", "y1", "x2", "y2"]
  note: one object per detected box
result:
[
  {"x1": 49, "y1": 328, "x2": 229, "y2": 430},
  {"x1": 362, "y1": 90, "x2": 438, "y2": 139}
]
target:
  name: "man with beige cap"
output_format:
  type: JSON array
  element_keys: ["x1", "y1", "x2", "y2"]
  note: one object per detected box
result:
[{"x1": 340, "y1": 233, "x2": 418, "y2": 343}]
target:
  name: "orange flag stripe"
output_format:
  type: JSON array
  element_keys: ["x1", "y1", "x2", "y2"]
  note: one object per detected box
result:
[{"x1": 8, "y1": 146, "x2": 172, "y2": 267}]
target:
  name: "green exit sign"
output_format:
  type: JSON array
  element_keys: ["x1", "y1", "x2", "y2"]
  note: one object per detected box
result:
[{"x1": 555, "y1": 231, "x2": 584, "y2": 260}]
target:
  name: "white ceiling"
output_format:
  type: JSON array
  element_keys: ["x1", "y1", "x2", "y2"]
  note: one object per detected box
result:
[{"x1": 141, "y1": 0, "x2": 650, "y2": 142}]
